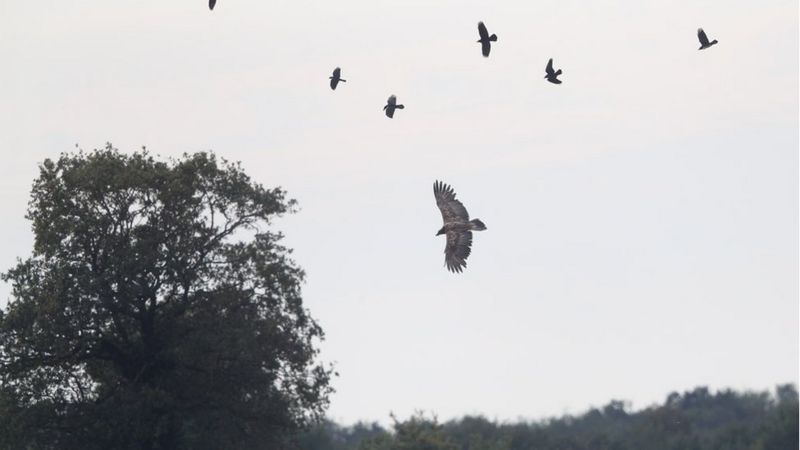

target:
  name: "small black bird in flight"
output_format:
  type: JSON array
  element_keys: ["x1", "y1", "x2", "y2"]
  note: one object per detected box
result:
[
  {"x1": 329, "y1": 67, "x2": 346, "y2": 90},
  {"x1": 545, "y1": 58, "x2": 562, "y2": 84},
  {"x1": 209, "y1": 0, "x2": 216, "y2": 10},
  {"x1": 434, "y1": 181, "x2": 487, "y2": 273},
  {"x1": 383, "y1": 95, "x2": 404, "y2": 118},
  {"x1": 697, "y1": 28, "x2": 718, "y2": 50},
  {"x1": 477, "y1": 22, "x2": 498, "y2": 57}
]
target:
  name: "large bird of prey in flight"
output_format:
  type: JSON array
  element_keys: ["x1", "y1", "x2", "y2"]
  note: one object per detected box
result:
[
  {"x1": 434, "y1": 181, "x2": 487, "y2": 273},
  {"x1": 476, "y1": 22, "x2": 498, "y2": 57}
]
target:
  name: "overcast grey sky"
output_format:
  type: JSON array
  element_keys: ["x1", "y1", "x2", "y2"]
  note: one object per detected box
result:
[{"x1": 0, "y1": 0, "x2": 797, "y2": 425}]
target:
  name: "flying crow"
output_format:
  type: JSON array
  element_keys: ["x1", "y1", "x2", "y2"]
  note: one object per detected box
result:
[
  {"x1": 697, "y1": 28, "x2": 718, "y2": 50},
  {"x1": 383, "y1": 95, "x2": 404, "y2": 118},
  {"x1": 330, "y1": 67, "x2": 346, "y2": 90},
  {"x1": 545, "y1": 58, "x2": 562, "y2": 84},
  {"x1": 477, "y1": 22, "x2": 498, "y2": 57}
]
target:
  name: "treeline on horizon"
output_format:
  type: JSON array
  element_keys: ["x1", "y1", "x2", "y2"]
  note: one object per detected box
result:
[{"x1": 294, "y1": 384, "x2": 798, "y2": 450}]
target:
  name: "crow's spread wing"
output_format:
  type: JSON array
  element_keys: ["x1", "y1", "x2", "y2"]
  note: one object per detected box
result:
[
  {"x1": 481, "y1": 41, "x2": 491, "y2": 57},
  {"x1": 546, "y1": 58, "x2": 554, "y2": 76},
  {"x1": 697, "y1": 28, "x2": 710, "y2": 46},
  {"x1": 434, "y1": 180, "x2": 470, "y2": 224},
  {"x1": 478, "y1": 22, "x2": 489, "y2": 41},
  {"x1": 445, "y1": 230, "x2": 472, "y2": 273}
]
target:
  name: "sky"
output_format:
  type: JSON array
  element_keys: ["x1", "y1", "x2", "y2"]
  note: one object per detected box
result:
[{"x1": 0, "y1": 0, "x2": 797, "y2": 425}]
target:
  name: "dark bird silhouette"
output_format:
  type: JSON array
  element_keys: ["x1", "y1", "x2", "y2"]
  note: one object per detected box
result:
[
  {"x1": 329, "y1": 67, "x2": 346, "y2": 90},
  {"x1": 477, "y1": 22, "x2": 498, "y2": 57},
  {"x1": 434, "y1": 181, "x2": 487, "y2": 273},
  {"x1": 545, "y1": 58, "x2": 562, "y2": 84},
  {"x1": 383, "y1": 95, "x2": 404, "y2": 118},
  {"x1": 697, "y1": 28, "x2": 718, "y2": 50},
  {"x1": 209, "y1": 0, "x2": 216, "y2": 10}
]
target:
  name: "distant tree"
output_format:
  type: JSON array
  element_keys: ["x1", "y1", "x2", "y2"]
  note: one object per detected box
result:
[
  {"x1": 775, "y1": 383, "x2": 798, "y2": 405},
  {"x1": 359, "y1": 413, "x2": 457, "y2": 450},
  {"x1": 293, "y1": 420, "x2": 388, "y2": 450},
  {"x1": 444, "y1": 416, "x2": 510, "y2": 450},
  {"x1": 760, "y1": 384, "x2": 799, "y2": 450},
  {"x1": 0, "y1": 146, "x2": 333, "y2": 449}
]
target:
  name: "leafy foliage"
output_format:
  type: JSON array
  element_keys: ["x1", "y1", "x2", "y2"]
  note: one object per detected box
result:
[
  {"x1": 296, "y1": 385, "x2": 798, "y2": 450},
  {"x1": 0, "y1": 145, "x2": 333, "y2": 449},
  {"x1": 358, "y1": 413, "x2": 458, "y2": 450}
]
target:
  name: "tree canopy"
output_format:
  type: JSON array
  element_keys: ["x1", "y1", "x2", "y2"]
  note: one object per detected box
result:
[
  {"x1": 295, "y1": 385, "x2": 798, "y2": 450},
  {"x1": 0, "y1": 145, "x2": 333, "y2": 449}
]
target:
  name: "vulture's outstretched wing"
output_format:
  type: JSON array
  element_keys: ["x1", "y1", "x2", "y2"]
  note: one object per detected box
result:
[
  {"x1": 697, "y1": 28, "x2": 710, "y2": 46},
  {"x1": 546, "y1": 58, "x2": 555, "y2": 76},
  {"x1": 445, "y1": 230, "x2": 472, "y2": 273},
  {"x1": 434, "y1": 180, "x2": 469, "y2": 224},
  {"x1": 387, "y1": 95, "x2": 397, "y2": 106}
]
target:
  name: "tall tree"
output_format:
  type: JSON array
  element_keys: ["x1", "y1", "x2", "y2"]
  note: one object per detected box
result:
[{"x1": 0, "y1": 145, "x2": 333, "y2": 449}]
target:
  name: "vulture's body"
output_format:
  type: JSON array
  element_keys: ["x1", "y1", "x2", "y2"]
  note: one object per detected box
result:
[{"x1": 434, "y1": 181, "x2": 486, "y2": 273}]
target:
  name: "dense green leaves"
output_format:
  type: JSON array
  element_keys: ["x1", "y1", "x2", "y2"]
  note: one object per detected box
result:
[
  {"x1": 296, "y1": 385, "x2": 798, "y2": 450},
  {"x1": 0, "y1": 145, "x2": 333, "y2": 449}
]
